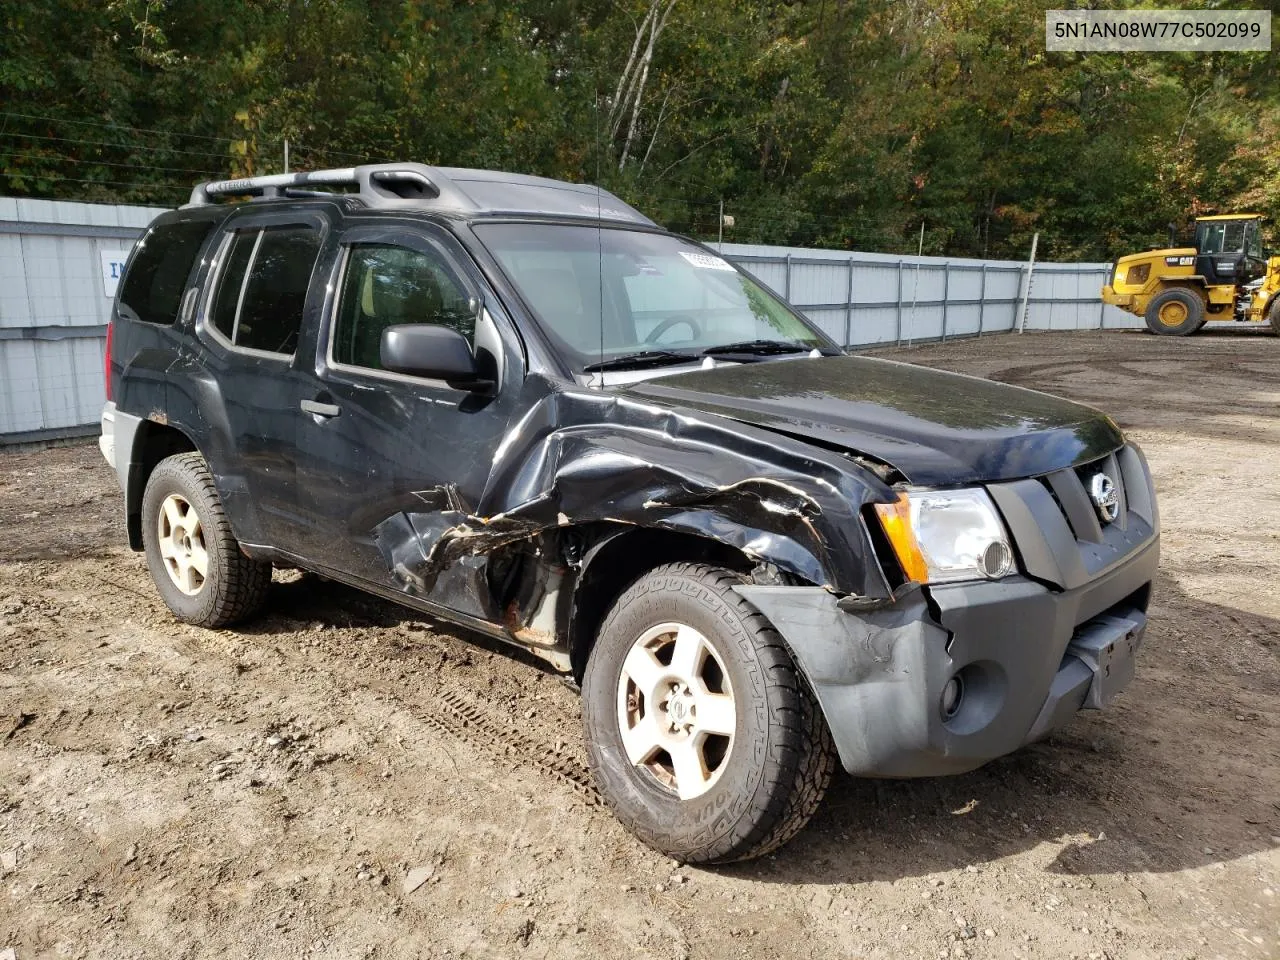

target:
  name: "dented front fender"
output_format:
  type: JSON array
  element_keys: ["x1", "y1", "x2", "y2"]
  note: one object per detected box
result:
[{"x1": 372, "y1": 381, "x2": 897, "y2": 605}]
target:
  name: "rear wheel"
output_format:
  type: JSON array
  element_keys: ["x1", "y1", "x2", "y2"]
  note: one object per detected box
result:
[
  {"x1": 581, "y1": 563, "x2": 835, "y2": 864},
  {"x1": 1144, "y1": 288, "x2": 1204, "y2": 336},
  {"x1": 141, "y1": 452, "x2": 272, "y2": 627},
  {"x1": 1269, "y1": 298, "x2": 1280, "y2": 336}
]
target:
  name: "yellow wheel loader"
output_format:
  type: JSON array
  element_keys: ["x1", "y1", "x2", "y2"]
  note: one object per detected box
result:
[{"x1": 1101, "y1": 214, "x2": 1280, "y2": 336}]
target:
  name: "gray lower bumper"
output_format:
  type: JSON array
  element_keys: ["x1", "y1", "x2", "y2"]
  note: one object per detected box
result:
[
  {"x1": 99, "y1": 401, "x2": 117, "y2": 471},
  {"x1": 100, "y1": 401, "x2": 143, "y2": 496},
  {"x1": 736, "y1": 534, "x2": 1158, "y2": 778},
  {"x1": 99, "y1": 400, "x2": 140, "y2": 494},
  {"x1": 100, "y1": 401, "x2": 148, "y2": 549}
]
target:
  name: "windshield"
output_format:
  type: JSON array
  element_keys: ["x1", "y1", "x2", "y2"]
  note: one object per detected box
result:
[
  {"x1": 473, "y1": 223, "x2": 829, "y2": 371},
  {"x1": 1197, "y1": 219, "x2": 1249, "y2": 254}
]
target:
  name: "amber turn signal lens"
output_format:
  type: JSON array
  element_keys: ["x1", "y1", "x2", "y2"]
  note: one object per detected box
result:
[{"x1": 873, "y1": 494, "x2": 930, "y2": 583}]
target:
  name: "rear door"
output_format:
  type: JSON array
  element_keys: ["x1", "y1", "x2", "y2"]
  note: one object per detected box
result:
[
  {"x1": 187, "y1": 208, "x2": 331, "y2": 549},
  {"x1": 290, "y1": 220, "x2": 524, "y2": 615}
]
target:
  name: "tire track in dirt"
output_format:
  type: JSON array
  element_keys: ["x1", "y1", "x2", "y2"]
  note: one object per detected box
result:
[
  {"x1": 9, "y1": 554, "x2": 605, "y2": 811},
  {"x1": 257, "y1": 617, "x2": 605, "y2": 808},
  {"x1": 256, "y1": 579, "x2": 606, "y2": 806},
  {"x1": 286, "y1": 641, "x2": 604, "y2": 807},
  {"x1": 415, "y1": 687, "x2": 603, "y2": 806}
]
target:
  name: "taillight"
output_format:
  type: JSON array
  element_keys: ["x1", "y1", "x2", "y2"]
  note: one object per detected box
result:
[{"x1": 104, "y1": 321, "x2": 114, "y2": 401}]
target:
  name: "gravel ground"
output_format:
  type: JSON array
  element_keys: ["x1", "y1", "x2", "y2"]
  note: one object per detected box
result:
[{"x1": 1, "y1": 329, "x2": 1277, "y2": 960}]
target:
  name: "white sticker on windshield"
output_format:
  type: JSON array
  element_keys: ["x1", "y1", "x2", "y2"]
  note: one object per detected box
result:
[{"x1": 679, "y1": 251, "x2": 736, "y2": 272}]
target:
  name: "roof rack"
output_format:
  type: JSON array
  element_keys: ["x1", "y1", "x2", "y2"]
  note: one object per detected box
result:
[
  {"x1": 185, "y1": 162, "x2": 656, "y2": 226},
  {"x1": 187, "y1": 163, "x2": 460, "y2": 208}
]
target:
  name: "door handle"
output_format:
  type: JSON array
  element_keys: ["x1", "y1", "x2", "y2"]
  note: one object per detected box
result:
[{"x1": 301, "y1": 399, "x2": 341, "y2": 418}]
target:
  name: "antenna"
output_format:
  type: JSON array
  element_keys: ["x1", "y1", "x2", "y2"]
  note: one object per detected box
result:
[{"x1": 595, "y1": 85, "x2": 605, "y2": 380}]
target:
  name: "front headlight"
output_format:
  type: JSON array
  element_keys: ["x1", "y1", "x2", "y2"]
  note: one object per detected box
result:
[{"x1": 874, "y1": 488, "x2": 1015, "y2": 584}]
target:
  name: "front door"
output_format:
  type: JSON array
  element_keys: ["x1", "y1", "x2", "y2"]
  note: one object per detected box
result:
[{"x1": 291, "y1": 222, "x2": 522, "y2": 619}]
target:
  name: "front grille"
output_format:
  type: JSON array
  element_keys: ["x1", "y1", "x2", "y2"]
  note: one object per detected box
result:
[
  {"x1": 1035, "y1": 452, "x2": 1126, "y2": 545},
  {"x1": 987, "y1": 444, "x2": 1157, "y2": 592}
]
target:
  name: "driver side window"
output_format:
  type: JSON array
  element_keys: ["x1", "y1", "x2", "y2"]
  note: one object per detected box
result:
[
  {"x1": 333, "y1": 243, "x2": 474, "y2": 371},
  {"x1": 1246, "y1": 222, "x2": 1263, "y2": 259},
  {"x1": 1222, "y1": 221, "x2": 1246, "y2": 253}
]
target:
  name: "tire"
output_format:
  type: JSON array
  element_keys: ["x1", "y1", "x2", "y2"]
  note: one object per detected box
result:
[
  {"x1": 581, "y1": 562, "x2": 836, "y2": 864},
  {"x1": 141, "y1": 452, "x2": 272, "y2": 628},
  {"x1": 1144, "y1": 287, "x2": 1204, "y2": 336},
  {"x1": 1269, "y1": 298, "x2": 1280, "y2": 337}
]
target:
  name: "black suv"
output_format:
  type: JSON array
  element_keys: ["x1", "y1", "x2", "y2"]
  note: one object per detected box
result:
[{"x1": 101, "y1": 163, "x2": 1159, "y2": 864}]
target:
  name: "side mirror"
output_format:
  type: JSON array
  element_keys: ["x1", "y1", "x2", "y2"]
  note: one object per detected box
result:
[{"x1": 379, "y1": 324, "x2": 492, "y2": 391}]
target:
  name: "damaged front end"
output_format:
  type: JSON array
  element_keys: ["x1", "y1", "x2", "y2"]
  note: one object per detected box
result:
[
  {"x1": 369, "y1": 379, "x2": 899, "y2": 672},
  {"x1": 362, "y1": 363, "x2": 1158, "y2": 782}
]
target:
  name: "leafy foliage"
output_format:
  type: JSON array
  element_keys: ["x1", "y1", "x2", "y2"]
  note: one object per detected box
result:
[{"x1": 2, "y1": 0, "x2": 1276, "y2": 260}]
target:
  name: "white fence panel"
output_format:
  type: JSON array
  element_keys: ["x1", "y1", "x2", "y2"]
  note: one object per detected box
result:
[
  {"x1": 720, "y1": 242, "x2": 1126, "y2": 344},
  {"x1": 0, "y1": 197, "x2": 165, "y2": 442}
]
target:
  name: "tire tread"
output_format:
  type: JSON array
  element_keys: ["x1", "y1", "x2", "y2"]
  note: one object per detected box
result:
[
  {"x1": 142, "y1": 452, "x2": 271, "y2": 628},
  {"x1": 585, "y1": 562, "x2": 835, "y2": 864},
  {"x1": 1143, "y1": 287, "x2": 1204, "y2": 336}
]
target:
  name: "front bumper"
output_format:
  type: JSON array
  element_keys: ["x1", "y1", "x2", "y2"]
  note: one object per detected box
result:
[
  {"x1": 1101, "y1": 285, "x2": 1133, "y2": 308},
  {"x1": 736, "y1": 531, "x2": 1158, "y2": 778}
]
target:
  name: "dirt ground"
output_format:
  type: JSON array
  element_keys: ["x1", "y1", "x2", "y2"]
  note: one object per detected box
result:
[{"x1": 1, "y1": 329, "x2": 1277, "y2": 960}]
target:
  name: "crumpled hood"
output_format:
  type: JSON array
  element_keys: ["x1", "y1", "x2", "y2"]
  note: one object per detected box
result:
[{"x1": 619, "y1": 355, "x2": 1123, "y2": 485}]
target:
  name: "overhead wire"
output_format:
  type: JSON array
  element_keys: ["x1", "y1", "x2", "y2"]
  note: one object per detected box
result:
[
  {"x1": 0, "y1": 110, "x2": 242, "y2": 144},
  {"x1": 0, "y1": 110, "x2": 382, "y2": 167},
  {"x1": 0, "y1": 112, "x2": 933, "y2": 251},
  {"x1": 0, "y1": 149, "x2": 225, "y2": 179},
  {"x1": 3, "y1": 130, "x2": 240, "y2": 164},
  {"x1": 5, "y1": 173, "x2": 189, "y2": 192},
  {"x1": 642, "y1": 191, "x2": 927, "y2": 243}
]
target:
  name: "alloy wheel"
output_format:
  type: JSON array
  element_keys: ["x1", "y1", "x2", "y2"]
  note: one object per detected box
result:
[
  {"x1": 615, "y1": 621, "x2": 737, "y2": 800},
  {"x1": 157, "y1": 493, "x2": 208, "y2": 596}
]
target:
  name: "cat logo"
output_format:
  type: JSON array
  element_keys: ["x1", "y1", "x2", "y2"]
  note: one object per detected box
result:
[{"x1": 1163, "y1": 255, "x2": 1195, "y2": 267}]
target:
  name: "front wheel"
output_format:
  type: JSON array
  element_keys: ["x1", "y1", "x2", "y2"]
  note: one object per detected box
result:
[
  {"x1": 141, "y1": 452, "x2": 272, "y2": 627},
  {"x1": 581, "y1": 563, "x2": 835, "y2": 864},
  {"x1": 1144, "y1": 288, "x2": 1204, "y2": 335},
  {"x1": 1269, "y1": 297, "x2": 1280, "y2": 336}
]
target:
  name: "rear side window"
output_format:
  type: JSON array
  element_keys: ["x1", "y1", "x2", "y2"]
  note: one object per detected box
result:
[
  {"x1": 210, "y1": 231, "x2": 257, "y2": 341},
  {"x1": 117, "y1": 220, "x2": 214, "y2": 326},
  {"x1": 208, "y1": 224, "x2": 322, "y2": 355}
]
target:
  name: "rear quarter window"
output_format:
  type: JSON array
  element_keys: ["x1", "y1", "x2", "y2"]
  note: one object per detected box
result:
[
  {"x1": 117, "y1": 220, "x2": 215, "y2": 326},
  {"x1": 206, "y1": 224, "x2": 322, "y2": 356}
]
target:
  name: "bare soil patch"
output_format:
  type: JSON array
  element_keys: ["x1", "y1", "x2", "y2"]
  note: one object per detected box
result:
[{"x1": 1, "y1": 330, "x2": 1277, "y2": 959}]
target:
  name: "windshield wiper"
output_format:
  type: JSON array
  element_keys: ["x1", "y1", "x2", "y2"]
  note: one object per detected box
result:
[
  {"x1": 583, "y1": 350, "x2": 700, "y2": 372},
  {"x1": 701, "y1": 339, "x2": 810, "y2": 358}
]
